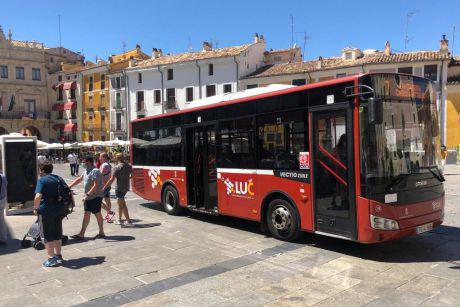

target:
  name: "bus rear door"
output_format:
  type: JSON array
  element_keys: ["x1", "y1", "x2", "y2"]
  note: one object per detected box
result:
[
  {"x1": 311, "y1": 105, "x2": 357, "y2": 240},
  {"x1": 185, "y1": 124, "x2": 217, "y2": 210}
]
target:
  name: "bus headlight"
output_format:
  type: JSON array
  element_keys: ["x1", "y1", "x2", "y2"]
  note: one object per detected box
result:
[{"x1": 370, "y1": 215, "x2": 399, "y2": 230}]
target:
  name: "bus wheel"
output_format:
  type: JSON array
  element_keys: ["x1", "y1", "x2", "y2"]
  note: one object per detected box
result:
[
  {"x1": 267, "y1": 199, "x2": 300, "y2": 241},
  {"x1": 162, "y1": 186, "x2": 183, "y2": 215}
]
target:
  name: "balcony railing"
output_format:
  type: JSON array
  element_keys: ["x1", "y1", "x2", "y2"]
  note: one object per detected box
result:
[
  {"x1": 0, "y1": 111, "x2": 49, "y2": 120},
  {"x1": 165, "y1": 98, "x2": 177, "y2": 110}
]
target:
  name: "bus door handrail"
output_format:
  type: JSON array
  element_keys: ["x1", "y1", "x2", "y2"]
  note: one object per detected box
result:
[
  {"x1": 317, "y1": 160, "x2": 348, "y2": 187},
  {"x1": 318, "y1": 145, "x2": 347, "y2": 170}
]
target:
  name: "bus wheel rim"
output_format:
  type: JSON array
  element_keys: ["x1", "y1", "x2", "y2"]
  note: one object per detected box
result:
[
  {"x1": 165, "y1": 191, "x2": 175, "y2": 210},
  {"x1": 271, "y1": 206, "x2": 291, "y2": 231}
]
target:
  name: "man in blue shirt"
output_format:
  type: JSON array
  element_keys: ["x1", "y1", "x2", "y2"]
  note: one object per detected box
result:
[
  {"x1": 33, "y1": 162, "x2": 67, "y2": 267},
  {"x1": 69, "y1": 156, "x2": 105, "y2": 240}
]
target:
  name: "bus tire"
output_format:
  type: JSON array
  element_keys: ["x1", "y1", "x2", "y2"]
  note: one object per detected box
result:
[
  {"x1": 266, "y1": 199, "x2": 301, "y2": 241},
  {"x1": 162, "y1": 185, "x2": 183, "y2": 216}
]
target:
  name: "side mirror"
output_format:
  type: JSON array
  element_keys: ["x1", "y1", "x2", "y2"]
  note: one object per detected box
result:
[{"x1": 368, "y1": 98, "x2": 383, "y2": 124}]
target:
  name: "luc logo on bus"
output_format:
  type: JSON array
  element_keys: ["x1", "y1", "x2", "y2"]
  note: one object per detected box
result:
[{"x1": 223, "y1": 177, "x2": 255, "y2": 197}]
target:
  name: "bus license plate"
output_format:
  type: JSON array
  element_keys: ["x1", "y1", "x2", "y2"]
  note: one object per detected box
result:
[{"x1": 416, "y1": 223, "x2": 433, "y2": 234}]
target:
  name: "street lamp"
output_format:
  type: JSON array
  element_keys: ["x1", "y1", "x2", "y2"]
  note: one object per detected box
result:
[{"x1": 61, "y1": 136, "x2": 65, "y2": 160}]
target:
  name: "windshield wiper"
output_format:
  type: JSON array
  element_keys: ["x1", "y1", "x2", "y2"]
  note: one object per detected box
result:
[
  {"x1": 385, "y1": 173, "x2": 411, "y2": 192},
  {"x1": 419, "y1": 166, "x2": 445, "y2": 182}
]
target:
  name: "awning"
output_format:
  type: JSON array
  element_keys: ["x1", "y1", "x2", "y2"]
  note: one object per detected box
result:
[
  {"x1": 52, "y1": 103, "x2": 64, "y2": 111},
  {"x1": 64, "y1": 123, "x2": 78, "y2": 132},
  {"x1": 51, "y1": 82, "x2": 65, "y2": 90},
  {"x1": 64, "y1": 101, "x2": 77, "y2": 110},
  {"x1": 52, "y1": 124, "x2": 64, "y2": 130},
  {"x1": 63, "y1": 81, "x2": 77, "y2": 90}
]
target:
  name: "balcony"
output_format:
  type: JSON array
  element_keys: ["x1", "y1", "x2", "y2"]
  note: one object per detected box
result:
[{"x1": 0, "y1": 111, "x2": 49, "y2": 120}]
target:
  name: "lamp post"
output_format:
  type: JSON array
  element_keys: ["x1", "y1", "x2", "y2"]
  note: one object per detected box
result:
[{"x1": 61, "y1": 136, "x2": 65, "y2": 161}]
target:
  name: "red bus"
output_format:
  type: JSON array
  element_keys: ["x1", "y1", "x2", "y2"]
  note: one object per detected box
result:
[{"x1": 130, "y1": 73, "x2": 445, "y2": 243}]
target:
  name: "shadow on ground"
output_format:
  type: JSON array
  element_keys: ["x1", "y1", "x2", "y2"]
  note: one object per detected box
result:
[
  {"x1": 60, "y1": 256, "x2": 106, "y2": 269},
  {"x1": 140, "y1": 202, "x2": 460, "y2": 266}
]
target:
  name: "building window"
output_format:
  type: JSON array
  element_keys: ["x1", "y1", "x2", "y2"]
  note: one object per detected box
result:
[
  {"x1": 292, "y1": 79, "x2": 306, "y2": 86},
  {"x1": 206, "y1": 84, "x2": 216, "y2": 97},
  {"x1": 274, "y1": 55, "x2": 282, "y2": 62},
  {"x1": 101, "y1": 113, "x2": 105, "y2": 122},
  {"x1": 89, "y1": 76, "x2": 93, "y2": 91},
  {"x1": 398, "y1": 67, "x2": 413, "y2": 75},
  {"x1": 136, "y1": 91, "x2": 144, "y2": 111},
  {"x1": 58, "y1": 75, "x2": 62, "y2": 82},
  {"x1": 116, "y1": 92, "x2": 122, "y2": 108},
  {"x1": 186, "y1": 87, "x2": 194, "y2": 102},
  {"x1": 138, "y1": 73, "x2": 142, "y2": 83},
  {"x1": 70, "y1": 109, "x2": 76, "y2": 119},
  {"x1": 167, "y1": 69, "x2": 173, "y2": 80},
  {"x1": 101, "y1": 135, "x2": 106, "y2": 141},
  {"x1": 336, "y1": 73, "x2": 346, "y2": 78},
  {"x1": 50, "y1": 57, "x2": 54, "y2": 63},
  {"x1": 154, "y1": 89, "x2": 161, "y2": 104},
  {"x1": 224, "y1": 84, "x2": 232, "y2": 93},
  {"x1": 58, "y1": 110, "x2": 64, "y2": 119},
  {"x1": 100, "y1": 94, "x2": 105, "y2": 106},
  {"x1": 32, "y1": 68, "x2": 41, "y2": 81},
  {"x1": 209, "y1": 63, "x2": 214, "y2": 76},
  {"x1": 246, "y1": 84, "x2": 258, "y2": 89},
  {"x1": 115, "y1": 77, "x2": 121, "y2": 89},
  {"x1": 16, "y1": 67, "x2": 25, "y2": 80},
  {"x1": 116, "y1": 113, "x2": 122, "y2": 130},
  {"x1": 166, "y1": 88, "x2": 176, "y2": 108},
  {"x1": 101, "y1": 74, "x2": 106, "y2": 89},
  {"x1": 424, "y1": 65, "x2": 438, "y2": 81},
  {"x1": 57, "y1": 88, "x2": 63, "y2": 101},
  {"x1": 0, "y1": 65, "x2": 8, "y2": 78},
  {"x1": 89, "y1": 96, "x2": 94, "y2": 108},
  {"x1": 345, "y1": 52, "x2": 353, "y2": 60},
  {"x1": 70, "y1": 88, "x2": 76, "y2": 99},
  {"x1": 89, "y1": 135, "x2": 93, "y2": 142},
  {"x1": 67, "y1": 76, "x2": 70, "y2": 81}
]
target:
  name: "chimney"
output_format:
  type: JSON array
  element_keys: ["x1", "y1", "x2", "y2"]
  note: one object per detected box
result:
[
  {"x1": 152, "y1": 48, "x2": 162, "y2": 59},
  {"x1": 136, "y1": 44, "x2": 141, "y2": 50},
  {"x1": 440, "y1": 34, "x2": 449, "y2": 55},
  {"x1": 254, "y1": 33, "x2": 260, "y2": 43},
  {"x1": 384, "y1": 41, "x2": 391, "y2": 56},
  {"x1": 8, "y1": 29, "x2": 12, "y2": 41},
  {"x1": 317, "y1": 56, "x2": 323, "y2": 69},
  {"x1": 202, "y1": 41, "x2": 212, "y2": 51}
]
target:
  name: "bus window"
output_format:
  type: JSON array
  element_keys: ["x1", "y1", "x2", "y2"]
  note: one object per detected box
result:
[
  {"x1": 217, "y1": 117, "x2": 255, "y2": 168},
  {"x1": 257, "y1": 110, "x2": 308, "y2": 170}
]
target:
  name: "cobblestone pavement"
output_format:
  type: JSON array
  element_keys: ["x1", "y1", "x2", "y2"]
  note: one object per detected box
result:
[{"x1": 0, "y1": 163, "x2": 459, "y2": 306}]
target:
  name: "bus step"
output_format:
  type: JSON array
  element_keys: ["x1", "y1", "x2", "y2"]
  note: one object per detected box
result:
[{"x1": 188, "y1": 206, "x2": 219, "y2": 216}]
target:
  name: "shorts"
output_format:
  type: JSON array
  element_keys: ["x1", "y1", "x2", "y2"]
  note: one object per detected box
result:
[
  {"x1": 39, "y1": 215, "x2": 63, "y2": 243},
  {"x1": 103, "y1": 187, "x2": 111, "y2": 198},
  {"x1": 84, "y1": 197, "x2": 103, "y2": 214},
  {"x1": 115, "y1": 190, "x2": 127, "y2": 199}
]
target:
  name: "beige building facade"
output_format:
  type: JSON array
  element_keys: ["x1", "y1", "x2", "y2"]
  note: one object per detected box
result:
[{"x1": 0, "y1": 26, "x2": 49, "y2": 140}]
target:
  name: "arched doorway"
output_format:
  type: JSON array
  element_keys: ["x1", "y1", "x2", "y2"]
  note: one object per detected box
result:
[
  {"x1": 21, "y1": 126, "x2": 42, "y2": 140},
  {"x1": 0, "y1": 127, "x2": 8, "y2": 135}
]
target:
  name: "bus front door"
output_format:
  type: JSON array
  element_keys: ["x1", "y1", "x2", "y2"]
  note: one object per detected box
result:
[
  {"x1": 311, "y1": 107, "x2": 356, "y2": 240},
  {"x1": 186, "y1": 125, "x2": 217, "y2": 210}
]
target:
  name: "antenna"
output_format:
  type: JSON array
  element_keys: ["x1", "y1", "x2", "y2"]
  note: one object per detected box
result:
[
  {"x1": 290, "y1": 15, "x2": 294, "y2": 47},
  {"x1": 296, "y1": 31, "x2": 311, "y2": 61},
  {"x1": 404, "y1": 11, "x2": 416, "y2": 51},
  {"x1": 58, "y1": 14, "x2": 62, "y2": 47}
]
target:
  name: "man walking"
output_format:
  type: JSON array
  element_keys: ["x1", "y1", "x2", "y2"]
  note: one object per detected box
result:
[
  {"x1": 99, "y1": 152, "x2": 115, "y2": 222},
  {"x1": 0, "y1": 169, "x2": 8, "y2": 245},
  {"x1": 67, "y1": 152, "x2": 77, "y2": 176},
  {"x1": 102, "y1": 153, "x2": 133, "y2": 226},
  {"x1": 69, "y1": 156, "x2": 105, "y2": 240},
  {"x1": 33, "y1": 162, "x2": 66, "y2": 267}
]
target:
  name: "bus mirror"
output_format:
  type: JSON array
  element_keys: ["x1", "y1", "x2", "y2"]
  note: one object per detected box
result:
[{"x1": 368, "y1": 98, "x2": 383, "y2": 124}]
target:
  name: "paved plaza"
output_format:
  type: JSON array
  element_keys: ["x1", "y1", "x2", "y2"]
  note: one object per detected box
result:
[{"x1": 0, "y1": 163, "x2": 459, "y2": 306}]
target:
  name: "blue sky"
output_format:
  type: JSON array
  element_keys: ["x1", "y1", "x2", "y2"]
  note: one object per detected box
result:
[{"x1": 2, "y1": 0, "x2": 459, "y2": 62}]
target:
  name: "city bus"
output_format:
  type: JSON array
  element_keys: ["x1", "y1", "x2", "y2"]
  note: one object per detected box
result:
[{"x1": 130, "y1": 73, "x2": 445, "y2": 243}]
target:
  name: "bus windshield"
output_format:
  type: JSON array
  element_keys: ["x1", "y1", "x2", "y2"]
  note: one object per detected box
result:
[{"x1": 360, "y1": 74, "x2": 443, "y2": 198}]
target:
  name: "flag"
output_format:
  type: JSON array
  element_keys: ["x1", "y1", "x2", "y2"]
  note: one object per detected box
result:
[{"x1": 7, "y1": 95, "x2": 14, "y2": 111}]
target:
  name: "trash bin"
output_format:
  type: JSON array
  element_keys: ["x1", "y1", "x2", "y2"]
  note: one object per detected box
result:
[{"x1": 446, "y1": 150, "x2": 457, "y2": 164}]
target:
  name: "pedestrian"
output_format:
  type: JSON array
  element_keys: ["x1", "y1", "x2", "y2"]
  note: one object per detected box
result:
[
  {"x1": 68, "y1": 156, "x2": 105, "y2": 240},
  {"x1": 37, "y1": 151, "x2": 47, "y2": 167},
  {"x1": 0, "y1": 169, "x2": 8, "y2": 245},
  {"x1": 75, "y1": 153, "x2": 80, "y2": 176},
  {"x1": 67, "y1": 152, "x2": 77, "y2": 176},
  {"x1": 99, "y1": 152, "x2": 115, "y2": 222},
  {"x1": 32, "y1": 162, "x2": 66, "y2": 267},
  {"x1": 102, "y1": 153, "x2": 133, "y2": 226}
]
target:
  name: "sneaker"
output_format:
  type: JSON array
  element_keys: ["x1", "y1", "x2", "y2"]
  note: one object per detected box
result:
[
  {"x1": 43, "y1": 257, "x2": 58, "y2": 267},
  {"x1": 53, "y1": 254, "x2": 64, "y2": 264},
  {"x1": 114, "y1": 219, "x2": 122, "y2": 225},
  {"x1": 122, "y1": 220, "x2": 133, "y2": 227},
  {"x1": 107, "y1": 211, "x2": 115, "y2": 223}
]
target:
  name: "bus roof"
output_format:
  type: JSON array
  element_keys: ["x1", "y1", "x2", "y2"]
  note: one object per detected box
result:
[{"x1": 132, "y1": 73, "x2": 361, "y2": 123}]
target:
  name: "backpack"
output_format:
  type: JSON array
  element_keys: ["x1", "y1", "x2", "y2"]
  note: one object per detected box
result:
[{"x1": 54, "y1": 176, "x2": 74, "y2": 217}]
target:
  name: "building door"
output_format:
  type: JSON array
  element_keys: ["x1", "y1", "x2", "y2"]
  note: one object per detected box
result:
[
  {"x1": 311, "y1": 106, "x2": 356, "y2": 239},
  {"x1": 185, "y1": 124, "x2": 217, "y2": 209}
]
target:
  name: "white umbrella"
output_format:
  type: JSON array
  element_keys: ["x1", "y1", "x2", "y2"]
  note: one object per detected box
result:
[
  {"x1": 64, "y1": 142, "x2": 80, "y2": 149},
  {"x1": 37, "y1": 140, "x2": 49, "y2": 149},
  {"x1": 47, "y1": 143, "x2": 65, "y2": 149},
  {"x1": 109, "y1": 139, "x2": 130, "y2": 146}
]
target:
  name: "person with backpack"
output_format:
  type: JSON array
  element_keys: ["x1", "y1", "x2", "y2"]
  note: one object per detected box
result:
[
  {"x1": 33, "y1": 162, "x2": 68, "y2": 267},
  {"x1": 69, "y1": 156, "x2": 105, "y2": 240}
]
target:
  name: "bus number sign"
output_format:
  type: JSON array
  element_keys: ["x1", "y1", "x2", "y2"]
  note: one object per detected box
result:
[{"x1": 299, "y1": 152, "x2": 310, "y2": 169}]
